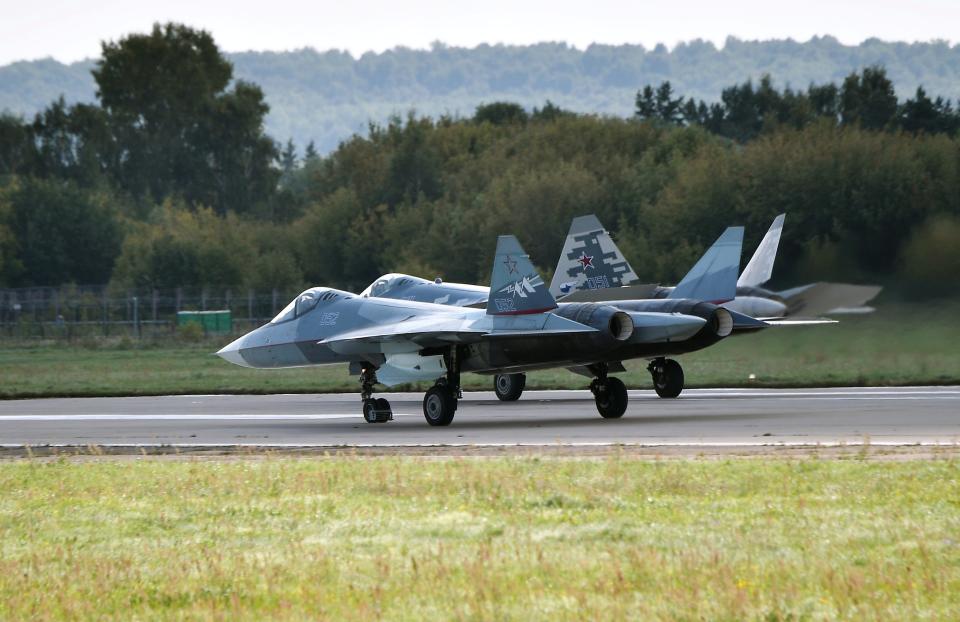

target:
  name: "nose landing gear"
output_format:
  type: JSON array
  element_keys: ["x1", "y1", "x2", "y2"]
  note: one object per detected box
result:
[{"x1": 360, "y1": 366, "x2": 392, "y2": 423}]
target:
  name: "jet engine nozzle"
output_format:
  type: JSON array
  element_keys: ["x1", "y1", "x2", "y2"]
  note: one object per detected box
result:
[
  {"x1": 555, "y1": 303, "x2": 634, "y2": 343},
  {"x1": 712, "y1": 307, "x2": 734, "y2": 338}
]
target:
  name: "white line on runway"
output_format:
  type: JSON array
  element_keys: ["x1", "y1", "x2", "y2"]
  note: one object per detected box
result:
[
  {"x1": 3, "y1": 441, "x2": 958, "y2": 449},
  {"x1": 0, "y1": 414, "x2": 416, "y2": 421}
]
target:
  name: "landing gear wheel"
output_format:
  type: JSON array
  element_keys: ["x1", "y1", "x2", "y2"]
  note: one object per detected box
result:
[
  {"x1": 650, "y1": 358, "x2": 684, "y2": 398},
  {"x1": 593, "y1": 376, "x2": 628, "y2": 419},
  {"x1": 423, "y1": 386, "x2": 457, "y2": 426},
  {"x1": 494, "y1": 373, "x2": 526, "y2": 401},
  {"x1": 363, "y1": 397, "x2": 392, "y2": 423}
]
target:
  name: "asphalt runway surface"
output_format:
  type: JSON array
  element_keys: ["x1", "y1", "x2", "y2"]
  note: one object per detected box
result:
[{"x1": 0, "y1": 387, "x2": 958, "y2": 451}]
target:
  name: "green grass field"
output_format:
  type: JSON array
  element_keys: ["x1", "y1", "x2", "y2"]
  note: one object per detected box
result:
[
  {"x1": 1, "y1": 302, "x2": 958, "y2": 398},
  {"x1": 1, "y1": 457, "x2": 958, "y2": 620}
]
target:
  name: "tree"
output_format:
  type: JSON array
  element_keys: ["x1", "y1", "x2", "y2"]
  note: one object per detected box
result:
[
  {"x1": 92, "y1": 22, "x2": 278, "y2": 214},
  {"x1": 4, "y1": 178, "x2": 122, "y2": 285},
  {"x1": 280, "y1": 139, "x2": 298, "y2": 175},
  {"x1": 840, "y1": 66, "x2": 898, "y2": 130},
  {"x1": 0, "y1": 114, "x2": 35, "y2": 177},
  {"x1": 635, "y1": 82, "x2": 684, "y2": 125},
  {"x1": 474, "y1": 102, "x2": 528, "y2": 126},
  {"x1": 899, "y1": 87, "x2": 959, "y2": 135},
  {"x1": 304, "y1": 140, "x2": 319, "y2": 162}
]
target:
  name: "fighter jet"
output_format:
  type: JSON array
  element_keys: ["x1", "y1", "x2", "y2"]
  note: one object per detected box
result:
[
  {"x1": 556, "y1": 214, "x2": 881, "y2": 318},
  {"x1": 362, "y1": 223, "x2": 760, "y2": 401},
  {"x1": 218, "y1": 235, "x2": 746, "y2": 425}
]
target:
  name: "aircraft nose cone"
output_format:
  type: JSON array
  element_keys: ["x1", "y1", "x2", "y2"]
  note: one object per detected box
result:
[{"x1": 216, "y1": 337, "x2": 250, "y2": 367}]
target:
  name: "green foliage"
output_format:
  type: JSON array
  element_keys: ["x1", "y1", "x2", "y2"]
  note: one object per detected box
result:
[
  {"x1": 474, "y1": 102, "x2": 529, "y2": 126},
  {"x1": 1, "y1": 176, "x2": 122, "y2": 286},
  {"x1": 87, "y1": 23, "x2": 279, "y2": 215},
  {"x1": 110, "y1": 202, "x2": 272, "y2": 290},
  {"x1": 899, "y1": 214, "x2": 960, "y2": 293}
]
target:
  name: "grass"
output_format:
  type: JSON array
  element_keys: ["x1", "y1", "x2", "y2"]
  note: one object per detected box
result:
[
  {"x1": 1, "y1": 302, "x2": 958, "y2": 398},
  {"x1": 1, "y1": 456, "x2": 958, "y2": 620}
]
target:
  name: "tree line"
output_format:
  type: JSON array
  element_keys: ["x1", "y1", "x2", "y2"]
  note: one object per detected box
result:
[
  {"x1": 1, "y1": 23, "x2": 959, "y2": 299},
  {"x1": 3, "y1": 36, "x2": 960, "y2": 152}
]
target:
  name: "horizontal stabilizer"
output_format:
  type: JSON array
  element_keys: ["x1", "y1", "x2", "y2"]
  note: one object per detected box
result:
[
  {"x1": 780, "y1": 283, "x2": 882, "y2": 317},
  {"x1": 738, "y1": 214, "x2": 785, "y2": 288},
  {"x1": 669, "y1": 226, "x2": 744, "y2": 303},
  {"x1": 727, "y1": 310, "x2": 770, "y2": 333},
  {"x1": 488, "y1": 235, "x2": 557, "y2": 316},
  {"x1": 762, "y1": 318, "x2": 839, "y2": 326}
]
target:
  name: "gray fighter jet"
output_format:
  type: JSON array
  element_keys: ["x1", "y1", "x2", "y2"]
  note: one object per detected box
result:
[
  {"x1": 362, "y1": 224, "x2": 761, "y2": 401},
  {"x1": 550, "y1": 213, "x2": 881, "y2": 317},
  {"x1": 218, "y1": 235, "x2": 747, "y2": 425}
]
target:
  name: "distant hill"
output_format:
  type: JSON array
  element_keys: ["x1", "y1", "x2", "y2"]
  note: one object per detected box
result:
[{"x1": 2, "y1": 37, "x2": 959, "y2": 152}]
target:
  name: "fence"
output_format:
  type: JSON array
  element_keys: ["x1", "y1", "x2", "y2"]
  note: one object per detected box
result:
[{"x1": 0, "y1": 285, "x2": 305, "y2": 341}]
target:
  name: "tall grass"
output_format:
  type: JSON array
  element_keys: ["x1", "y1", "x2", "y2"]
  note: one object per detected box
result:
[{"x1": 1, "y1": 457, "x2": 958, "y2": 619}]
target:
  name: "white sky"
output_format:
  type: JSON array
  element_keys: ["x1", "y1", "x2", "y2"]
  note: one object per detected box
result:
[{"x1": 1, "y1": 0, "x2": 956, "y2": 65}]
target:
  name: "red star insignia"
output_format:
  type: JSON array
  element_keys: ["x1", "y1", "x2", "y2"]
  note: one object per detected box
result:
[{"x1": 577, "y1": 252, "x2": 594, "y2": 270}]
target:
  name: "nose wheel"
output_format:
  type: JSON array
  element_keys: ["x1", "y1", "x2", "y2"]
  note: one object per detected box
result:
[
  {"x1": 359, "y1": 366, "x2": 392, "y2": 423},
  {"x1": 649, "y1": 358, "x2": 684, "y2": 398}
]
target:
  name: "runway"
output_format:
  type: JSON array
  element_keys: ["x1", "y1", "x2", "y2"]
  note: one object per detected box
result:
[{"x1": 1, "y1": 386, "x2": 958, "y2": 451}]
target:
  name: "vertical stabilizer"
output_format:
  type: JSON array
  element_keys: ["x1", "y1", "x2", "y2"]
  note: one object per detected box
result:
[
  {"x1": 668, "y1": 226, "x2": 744, "y2": 303},
  {"x1": 738, "y1": 214, "x2": 785, "y2": 288},
  {"x1": 549, "y1": 214, "x2": 640, "y2": 298},
  {"x1": 488, "y1": 235, "x2": 558, "y2": 315}
]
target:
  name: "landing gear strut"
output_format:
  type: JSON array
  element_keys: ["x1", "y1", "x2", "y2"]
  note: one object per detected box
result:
[
  {"x1": 588, "y1": 363, "x2": 628, "y2": 419},
  {"x1": 360, "y1": 366, "x2": 392, "y2": 423},
  {"x1": 423, "y1": 347, "x2": 462, "y2": 426},
  {"x1": 649, "y1": 358, "x2": 684, "y2": 398},
  {"x1": 494, "y1": 373, "x2": 526, "y2": 401}
]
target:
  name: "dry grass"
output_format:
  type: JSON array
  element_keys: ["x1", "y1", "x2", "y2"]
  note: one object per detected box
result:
[{"x1": 1, "y1": 456, "x2": 958, "y2": 620}]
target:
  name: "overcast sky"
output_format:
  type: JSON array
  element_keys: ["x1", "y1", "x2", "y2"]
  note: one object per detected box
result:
[{"x1": 1, "y1": 0, "x2": 956, "y2": 66}]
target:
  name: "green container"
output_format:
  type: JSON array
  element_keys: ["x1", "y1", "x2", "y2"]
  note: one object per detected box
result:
[{"x1": 176, "y1": 310, "x2": 232, "y2": 334}]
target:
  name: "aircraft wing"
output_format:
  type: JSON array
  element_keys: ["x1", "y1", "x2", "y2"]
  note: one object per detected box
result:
[
  {"x1": 780, "y1": 283, "x2": 882, "y2": 317},
  {"x1": 319, "y1": 316, "x2": 489, "y2": 350}
]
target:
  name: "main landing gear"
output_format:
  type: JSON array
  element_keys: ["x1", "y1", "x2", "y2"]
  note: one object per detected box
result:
[
  {"x1": 423, "y1": 347, "x2": 462, "y2": 426},
  {"x1": 588, "y1": 363, "x2": 629, "y2": 419},
  {"x1": 493, "y1": 373, "x2": 526, "y2": 401},
  {"x1": 360, "y1": 366, "x2": 393, "y2": 423},
  {"x1": 648, "y1": 357, "x2": 684, "y2": 398}
]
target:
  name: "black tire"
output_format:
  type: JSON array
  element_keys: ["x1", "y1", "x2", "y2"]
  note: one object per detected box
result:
[
  {"x1": 363, "y1": 397, "x2": 391, "y2": 423},
  {"x1": 652, "y1": 359, "x2": 684, "y2": 398},
  {"x1": 423, "y1": 386, "x2": 457, "y2": 426},
  {"x1": 362, "y1": 398, "x2": 379, "y2": 423},
  {"x1": 375, "y1": 397, "x2": 393, "y2": 422},
  {"x1": 494, "y1": 373, "x2": 526, "y2": 401},
  {"x1": 595, "y1": 376, "x2": 628, "y2": 419}
]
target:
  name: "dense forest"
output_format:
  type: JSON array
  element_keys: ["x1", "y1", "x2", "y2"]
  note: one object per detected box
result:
[
  {"x1": 2, "y1": 37, "x2": 959, "y2": 152},
  {"x1": 1, "y1": 24, "x2": 959, "y2": 299}
]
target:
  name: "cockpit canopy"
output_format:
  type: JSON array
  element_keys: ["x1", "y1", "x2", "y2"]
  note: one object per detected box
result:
[
  {"x1": 359, "y1": 274, "x2": 428, "y2": 298},
  {"x1": 270, "y1": 287, "x2": 350, "y2": 323}
]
